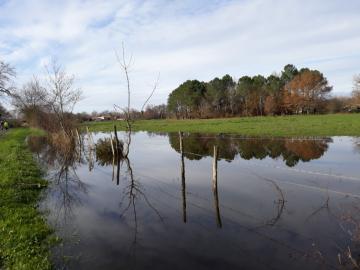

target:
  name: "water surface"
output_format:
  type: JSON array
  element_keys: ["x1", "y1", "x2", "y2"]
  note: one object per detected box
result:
[{"x1": 29, "y1": 132, "x2": 360, "y2": 269}]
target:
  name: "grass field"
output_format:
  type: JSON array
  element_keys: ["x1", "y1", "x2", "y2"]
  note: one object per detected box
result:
[
  {"x1": 0, "y1": 128, "x2": 54, "y2": 270},
  {"x1": 85, "y1": 114, "x2": 360, "y2": 137}
]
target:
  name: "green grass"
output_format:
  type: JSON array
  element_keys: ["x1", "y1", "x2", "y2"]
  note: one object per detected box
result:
[
  {"x1": 0, "y1": 128, "x2": 55, "y2": 270},
  {"x1": 85, "y1": 114, "x2": 360, "y2": 137}
]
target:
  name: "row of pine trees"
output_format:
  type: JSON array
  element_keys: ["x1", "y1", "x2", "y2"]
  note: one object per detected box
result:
[{"x1": 167, "y1": 64, "x2": 332, "y2": 118}]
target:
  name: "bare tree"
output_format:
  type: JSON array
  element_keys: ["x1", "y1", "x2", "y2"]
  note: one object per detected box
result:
[
  {"x1": 45, "y1": 59, "x2": 82, "y2": 133},
  {"x1": 114, "y1": 43, "x2": 159, "y2": 157},
  {"x1": 0, "y1": 60, "x2": 16, "y2": 96},
  {"x1": 352, "y1": 74, "x2": 360, "y2": 104},
  {"x1": 0, "y1": 103, "x2": 10, "y2": 118},
  {"x1": 141, "y1": 73, "x2": 160, "y2": 113},
  {"x1": 114, "y1": 43, "x2": 133, "y2": 125},
  {"x1": 12, "y1": 76, "x2": 48, "y2": 112}
]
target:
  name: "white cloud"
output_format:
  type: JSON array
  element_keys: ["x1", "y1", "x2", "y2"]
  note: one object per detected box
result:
[{"x1": 0, "y1": 0, "x2": 359, "y2": 112}]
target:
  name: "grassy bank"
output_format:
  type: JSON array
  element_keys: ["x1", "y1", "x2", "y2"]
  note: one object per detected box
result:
[
  {"x1": 85, "y1": 114, "x2": 360, "y2": 137},
  {"x1": 0, "y1": 128, "x2": 54, "y2": 270}
]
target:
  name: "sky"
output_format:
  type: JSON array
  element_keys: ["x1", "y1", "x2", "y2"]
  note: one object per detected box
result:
[{"x1": 0, "y1": 0, "x2": 359, "y2": 113}]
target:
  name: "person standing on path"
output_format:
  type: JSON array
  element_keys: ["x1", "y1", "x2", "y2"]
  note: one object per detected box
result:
[{"x1": 3, "y1": 121, "x2": 9, "y2": 130}]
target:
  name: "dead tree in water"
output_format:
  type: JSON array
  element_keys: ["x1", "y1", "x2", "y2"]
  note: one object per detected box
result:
[
  {"x1": 114, "y1": 42, "x2": 159, "y2": 157},
  {"x1": 113, "y1": 125, "x2": 122, "y2": 184},
  {"x1": 113, "y1": 43, "x2": 163, "y2": 248}
]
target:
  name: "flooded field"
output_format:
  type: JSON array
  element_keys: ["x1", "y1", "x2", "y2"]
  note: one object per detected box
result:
[{"x1": 29, "y1": 132, "x2": 360, "y2": 270}]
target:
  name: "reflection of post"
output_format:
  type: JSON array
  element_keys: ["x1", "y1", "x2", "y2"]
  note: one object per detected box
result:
[
  {"x1": 112, "y1": 156, "x2": 115, "y2": 182},
  {"x1": 86, "y1": 126, "x2": 95, "y2": 149},
  {"x1": 113, "y1": 125, "x2": 121, "y2": 185},
  {"x1": 116, "y1": 156, "x2": 120, "y2": 185},
  {"x1": 179, "y1": 131, "x2": 187, "y2": 223},
  {"x1": 110, "y1": 134, "x2": 115, "y2": 182},
  {"x1": 113, "y1": 125, "x2": 120, "y2": 156},
  {"x1": 88, "y1": 147, "x2": 94, "y2": 172},
  {"x1": 212, "y1": 145, "x2": 222, "y2": 228}
]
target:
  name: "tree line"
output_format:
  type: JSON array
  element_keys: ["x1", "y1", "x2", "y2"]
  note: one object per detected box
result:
[
  {"x1": 167, "y1": 64, "x2": 360, "y2": 119},
  {"x1": 81, "y1": 70, "x2": 360, "y2": 120},
  {"x1": 1, "y1": 58, "x2": 360, "y2": 123}
]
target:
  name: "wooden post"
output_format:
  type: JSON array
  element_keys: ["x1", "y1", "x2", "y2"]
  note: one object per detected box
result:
[
  {"x1": 86, "y1": 126, "x2": 95, "y2": 149},
  {"x1": 113, "y1": 125, "x2": 120, "y2": 156},
  {"x1": 212, "y1": 145, "x2": 222, "y2": 228},
  {"x1": 179, "y1": 131, "x2": 187, "y2": 223},
  {"x1": 75, "y1": 128, "x2": 82, "y2": 162},
  {"x1": 110, "y1": 134, "x2": 115, "y2": 157}
]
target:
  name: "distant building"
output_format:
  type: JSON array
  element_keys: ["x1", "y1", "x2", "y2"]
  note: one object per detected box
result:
[{"x1": 91, "y1": 115, "x2": 112, "y2": 121}]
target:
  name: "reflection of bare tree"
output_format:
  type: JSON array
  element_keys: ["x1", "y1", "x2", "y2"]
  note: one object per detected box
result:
[
  {"x1": 111, "y1": 43, "x2": 163, "y2": 249},
  {"x1": 51, "y1": 159, "x2": 88, "y2": 226},
  {"x1": 28, "y1": 134, "x2": 89, "y2": 268},
  {"x1": 92, "y1": 127, "x2": 164, "y2": 245},
  {"x1": 118, "y1": 156, "x2": 164, "y2": 245},
  {"x1": 299, "y1": 189, "x2": 360, "y2": 269},
  {"x1": 305, "y1": 193, "x2": 332, "y2": 224},
  {"x1": 249, "y1": 171, "x2": 286, "y2": 227},
  {"x1": 28, "y1": 135, "x2": 88, "y2": 224},
  {"x1": 339, "y1": 207, "x2": 360, "y2": 269},
  {"x1": 264, "y1": 179, "x2": 285, "y2": 227}
]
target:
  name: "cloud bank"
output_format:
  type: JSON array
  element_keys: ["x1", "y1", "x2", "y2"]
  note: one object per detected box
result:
[{"x1": 0, "y1": 0, "x2": 359, "y2": 112}]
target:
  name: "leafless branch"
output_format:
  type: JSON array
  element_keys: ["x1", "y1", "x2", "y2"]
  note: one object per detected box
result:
[
  {"x1": 141, "y1": 73, "x2": 160, "y2": 112},
  {"x1": 0, "y1": 60, "x2": 16, "y2": 97}
]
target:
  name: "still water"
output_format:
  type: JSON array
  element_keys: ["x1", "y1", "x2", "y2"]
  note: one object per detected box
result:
[{"x1": 29, "y1": 132, "x2": 360, "y2": 270}]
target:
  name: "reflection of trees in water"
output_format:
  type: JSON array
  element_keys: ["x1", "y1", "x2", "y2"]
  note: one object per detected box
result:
[
  {"x1": 28, "y1": 135, "x2": 88, "y2": 225},
  {"x1": 95, "y1": 131, "x2": 163, "y2": 246},
  {"x1": 28, "y1": 135, "x2": 89, "y2": 267},
  {"x1": 174, "y1": 135, "x2": 352, "y2": 268},
  {"x1": 30, "y1": 130, "x2": 164, "y2": 249},
  {"x1": 177, "y1": 132, "x2": 223, "y2": 227},
  {"x1": 29, "y1": 132, "x2": 360, "y2": 269},
  {"x1": 169, "y1": 133, "x2": 332, "y2": 167}
]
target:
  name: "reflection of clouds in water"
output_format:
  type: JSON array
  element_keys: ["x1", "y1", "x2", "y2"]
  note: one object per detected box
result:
[{"x1": 28, "y1": 132, "x2": 360, "y2": 269}]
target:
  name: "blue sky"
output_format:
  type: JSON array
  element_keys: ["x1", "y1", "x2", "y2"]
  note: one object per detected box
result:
[{"x1": 0, "y1": 0, "x2": 359, "y2": 112}]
